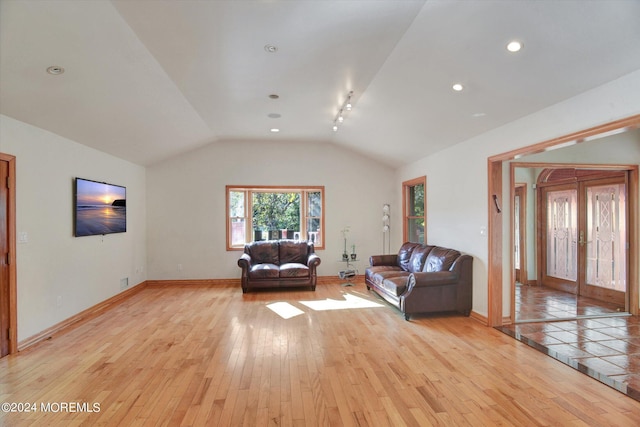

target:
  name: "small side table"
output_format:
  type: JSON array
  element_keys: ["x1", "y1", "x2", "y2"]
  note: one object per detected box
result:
[{"x1": 338, "y1": 258, "x2": 359, "y2": 286}]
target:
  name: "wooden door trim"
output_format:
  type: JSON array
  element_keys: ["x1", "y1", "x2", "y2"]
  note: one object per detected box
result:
[
  {"x1": 487, "y1": 114, "x2": 640, "y2": 327},
  {"x1": 0, "y1": 153, "x2": 17, "y2": 355},
  {"x1": 488, "y1": 160, "x2": 503, "y2": 326},
  {"x1": 514, "y1": 183, "x2": 527, "y2": 286}
]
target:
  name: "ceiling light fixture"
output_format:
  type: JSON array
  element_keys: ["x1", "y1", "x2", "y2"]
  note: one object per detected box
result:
[
  {"x1": 332, "y1": 91, "x2": 354, "y2": 132},
  {"x1": 46, "y1": 66, "x2": 65, "y2": 75},
  {"x1": 270, "y1": 128, "x2": 280, "y2": 133},
  {"x1": 264, "y1": 44, "x2": 278, "y2": 53},
  {"x1": 506, "y1": 40, "x2": 523, "y2": 52},
  {"x1": 452, "y1": 83, "x2": 464, "y2": 92}
]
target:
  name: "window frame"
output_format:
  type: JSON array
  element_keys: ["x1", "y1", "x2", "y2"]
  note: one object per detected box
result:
[
  {"x1": 226, "y1": 185, "x2": 325, "y2": 250},
  {"x1": 402, "y1": 176, "x2": 426, "y2": 243}
]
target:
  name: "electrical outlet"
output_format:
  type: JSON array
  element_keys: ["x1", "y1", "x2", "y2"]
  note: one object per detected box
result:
[
  {"x1": 120, "y1": 277, "x2": 129, "y2": 290},
  {"x1": 56, "y1": 296, "x2": 62, "y2": 307},
  {"x1": 177, "y1": 264, "x2": 183, "y2": 271}
]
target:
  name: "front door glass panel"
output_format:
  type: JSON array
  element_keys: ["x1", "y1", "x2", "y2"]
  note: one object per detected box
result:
[
  {"x1": 586, "y1": 183, "x2": 626, "y2": 292},
  {"x1": 546, "y1": 189, "x2": 577, "y2": 281}
]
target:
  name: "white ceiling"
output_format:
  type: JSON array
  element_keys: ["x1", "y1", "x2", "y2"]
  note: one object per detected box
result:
[{"x1": 1, "y1": 0, "x2": 640, "y2": 167}]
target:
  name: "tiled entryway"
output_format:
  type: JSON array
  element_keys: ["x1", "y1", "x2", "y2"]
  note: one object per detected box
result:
[
  {"x1": 498, "y1": 285, "x2": 640, "y2": 402},
  {"x1": 515, "y1": 283, "x2": 624, "y2": 321}
]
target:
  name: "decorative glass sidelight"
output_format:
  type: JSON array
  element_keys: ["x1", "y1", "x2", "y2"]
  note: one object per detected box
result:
[
  {"x1": 586, "y1": 183, "x2": 626, "y2": 292},
  {"x1": 547, "y1": 189, "x2": 577, "y2": 281}
]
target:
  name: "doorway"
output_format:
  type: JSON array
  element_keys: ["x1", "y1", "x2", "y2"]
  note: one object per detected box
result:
[
  {"x1": 514, "y1": 184, "x2": 527, "y2": 285},
  {"x1": 515, "y1": 168, "x2": 630, "y2": 322},
  {"x1": 487, "y1": 114, "x2": 640, "y2": 327}
]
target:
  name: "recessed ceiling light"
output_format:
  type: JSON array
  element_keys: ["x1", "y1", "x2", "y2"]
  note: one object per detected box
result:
[
  {"x1": 268, "y1": 113, "x2": 281, "y2": 119},
  {"x1": 506, "y1": 40, "x2": 523, "y2": 52},
  {"x1": 264, "y1": 44, "x2": 278, "y2": 53},
  {"x1": 472, "y1": 112, "x2": 487, "y2": 118},
  {"x1": 452, "y1": 83, "x2": 464, "y2": 92},
  {"x1": 270, "y1": 128, "x2": 280, "y2": 133},
  {"x1": 269, "y1": 94, "x2": 280, "y2": 99},
  {"x1": 46, "y1": 66, "x2": 65, "y2": 75}
]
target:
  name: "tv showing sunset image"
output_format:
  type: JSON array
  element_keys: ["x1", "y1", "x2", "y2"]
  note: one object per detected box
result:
[{"x1": 74, "y1": 178, "x2": 126, "y2": 237}]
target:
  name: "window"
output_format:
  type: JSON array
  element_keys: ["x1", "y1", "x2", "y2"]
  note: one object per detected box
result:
[
  {"x1": 403, "y1": 177, "x2": 426, "y2": 243},
  {"x1": 226, "y1": 186, "x2": 325, "y2": 250}
]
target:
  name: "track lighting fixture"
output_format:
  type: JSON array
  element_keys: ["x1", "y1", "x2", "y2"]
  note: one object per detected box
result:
[{"x1": 332, "y1": 91, "x2": 354, "y2": 132}]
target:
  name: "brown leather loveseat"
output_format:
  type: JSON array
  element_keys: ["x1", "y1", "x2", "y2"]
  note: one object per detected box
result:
[
  {"x1": 365, "y1": 242, "x2": 472, "y2": 320},
  {"x1": 238, "y1": 240, "x2": 321, "y2": 293}
]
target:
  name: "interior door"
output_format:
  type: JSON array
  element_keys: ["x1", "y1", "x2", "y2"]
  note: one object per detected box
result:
[{"x1": 578, "y1": 177, "x2": 627, "y2": 306}]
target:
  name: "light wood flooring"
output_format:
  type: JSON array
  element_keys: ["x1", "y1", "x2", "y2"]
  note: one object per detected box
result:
[{"x1": 2, "y1": 281, "x2": 640, "y2": 426}]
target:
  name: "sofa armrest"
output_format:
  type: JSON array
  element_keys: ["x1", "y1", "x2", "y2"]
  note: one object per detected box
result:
[
  {"x1": 407, "y1": 271, "x2": 458, "y2": 290},
  {"x1": 369, "y1": 254, "x2": 398, "y2": 266},
  {"x1": 238, "y1": 253, "x2": 252, "y2": 271},
  {"x1": 307, "y1": 253, "x2": 321, "y2": 269}
]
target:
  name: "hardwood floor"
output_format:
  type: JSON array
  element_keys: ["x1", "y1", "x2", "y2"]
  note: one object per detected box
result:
[{"x1": 2, "y1": 281, "x2": 640, "y2": 426}]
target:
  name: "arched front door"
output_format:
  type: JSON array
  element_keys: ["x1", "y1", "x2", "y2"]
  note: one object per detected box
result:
[{"x1": 540, "y1": 169, "x2": 627, "y2": 308}]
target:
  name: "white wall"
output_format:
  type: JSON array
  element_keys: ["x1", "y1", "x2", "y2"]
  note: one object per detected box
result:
[
  {"x1": 146, "y1": 140, "x2": 396, "y2": 280},
  {"x1": 397, "y1": 69, "x2": 640, "y2": 318},
  {"x1": 3, "y1": 68, "x2": 638, "y2": 342},
  {"x1": 0, "y1": 115, "x2": 147, "y2": 342}
]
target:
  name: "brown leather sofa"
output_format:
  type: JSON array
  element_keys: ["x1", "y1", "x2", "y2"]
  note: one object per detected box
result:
[
  {"x1": 365, "y1": 242, "x2": 473, "y2": 320},
  {"x1": 237, "y1": 240, "x2": 321, "y2": 293}
]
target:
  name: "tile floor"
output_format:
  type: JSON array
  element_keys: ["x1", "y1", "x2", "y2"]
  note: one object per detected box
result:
[
  {"x1": 515, "y1": 283, "x2": 625, "y2": 322},
  {"x1": 498, "y1": 284, "x2": 640, "y2": 402}
]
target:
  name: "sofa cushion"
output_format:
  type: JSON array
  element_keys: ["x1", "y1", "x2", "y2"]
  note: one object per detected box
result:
[
  {"x1": 381, "y1": 276, "x2": 409, "y2": 296},
  {"x1": 397, "y1": 242, "x2": 419, "y2": 271},
  {"x1": 407, "y1": 245, "x2": 433, "y2": 273},
  {"x1": 423, "y1": 247, "x2": 461, "y2": 272},
  {"x1": 249, "y1": 263, "x2": 280, "y2": 279},
  {"x1": 247, "y1": 241, "x2": 280, "y2": 265},
  {"x1": 370, "y1": 270, "x2": 410, "y2": 287},
  {"x1": 279, "y1": 263, "x2": 309, "y2": 278},
  {"x1": 365, "y1": 265, "x2": 401, "y2": 282},
  {"x1": 279, "y1": 240, "x2": 309, "y2": 264}
]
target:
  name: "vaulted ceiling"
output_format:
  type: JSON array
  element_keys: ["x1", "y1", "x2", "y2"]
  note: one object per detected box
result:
[{"x1": 1, "y1": 0, "x2": 640, "y2": 167}]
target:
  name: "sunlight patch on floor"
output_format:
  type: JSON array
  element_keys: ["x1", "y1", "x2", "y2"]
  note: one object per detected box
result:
[
  {"x1": 266, "y1": 302, "x2": 305, "y2": 319},
  {"x1": 299, "y1": 293, "x2": 384, "y2": 311}
]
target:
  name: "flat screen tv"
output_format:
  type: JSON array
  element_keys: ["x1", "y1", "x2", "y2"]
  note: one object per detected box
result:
[{"x1": 74, "y1": 177, "x2": 126, "y2": 237}]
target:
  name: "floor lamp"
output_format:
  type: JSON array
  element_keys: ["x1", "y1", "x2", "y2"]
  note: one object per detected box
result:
[{"x1": 382, "y1": 204, "x2": 390, "y2": 254}]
